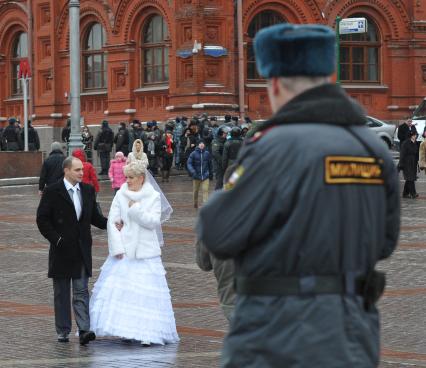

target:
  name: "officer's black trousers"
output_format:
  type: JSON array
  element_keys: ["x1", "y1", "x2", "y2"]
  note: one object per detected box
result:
[
  {"x1": 403, "y1": 180, "x2": 416, "y2": 196},
  {"x1": 100, "y1": 151, "x2": 110, "y2": 174},
  {"x1": 215, "y1": 168, "x2": 224, "y2": 190}
]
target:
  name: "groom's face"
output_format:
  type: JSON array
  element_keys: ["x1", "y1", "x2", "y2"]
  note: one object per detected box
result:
[{"x1": 64, "y1": 158, "x2": 83, "y2": 186}]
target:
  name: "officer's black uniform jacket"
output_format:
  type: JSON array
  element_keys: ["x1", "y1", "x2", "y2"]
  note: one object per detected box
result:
[{"x1": 196, "y1": 84, "x2": 400, "y2": 368}]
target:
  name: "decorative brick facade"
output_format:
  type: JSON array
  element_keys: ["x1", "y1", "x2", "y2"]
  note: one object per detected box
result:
[{"x1": 0, "y1": 0, "x2": 426, "y2": 128}]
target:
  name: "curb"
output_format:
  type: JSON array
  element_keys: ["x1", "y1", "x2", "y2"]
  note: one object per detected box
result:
[
  {"x1": 0, "y1": 177, "x2": 40, "y2": 187},
  {"x1": 0, "y1": 170, "x2": 190, "y2": 187}
]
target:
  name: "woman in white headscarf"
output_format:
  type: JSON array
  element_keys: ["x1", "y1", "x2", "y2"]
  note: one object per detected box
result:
[
  {"x1": 127, "y1": 139, "x2": 149, "y2": 167},
  {"x1": 90, "y1": 161, "x2": 178, "y2": 345}
]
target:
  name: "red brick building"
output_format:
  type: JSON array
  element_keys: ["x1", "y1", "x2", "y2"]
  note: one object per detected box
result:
[{"x1": 0, "y1": 0, "x2": 426, "y2": 128}]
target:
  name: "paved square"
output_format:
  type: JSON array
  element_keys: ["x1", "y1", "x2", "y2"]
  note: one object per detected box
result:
[{"x1": 0, "y1": 174, "x2": 425, "y2": 367}]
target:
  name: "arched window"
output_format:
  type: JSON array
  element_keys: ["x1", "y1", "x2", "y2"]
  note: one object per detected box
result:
[
  {"x1": 11, "y1": 32, "x2": 28, "y2": 95},
  {"x1": 247, "y1": 11, "x2": 285, "y2": 80},
  {"x1": 83, "y1": 23, "x2": 107, "y2": 90},
  {"x1": 141, "y1": 15, "x2": 169, "y2": 85},
  {"x1": 340, "y1": 16, "x2": 380, "y2": 83}
]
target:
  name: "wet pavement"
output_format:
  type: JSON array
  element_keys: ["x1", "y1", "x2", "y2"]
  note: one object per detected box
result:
[{"x1": 0, "y1": 173, "x2": 426, "y2": 367}]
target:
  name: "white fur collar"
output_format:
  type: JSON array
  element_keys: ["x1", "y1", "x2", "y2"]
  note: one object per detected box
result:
[{"x1": 120, "y1": 181, "x2": 156, "y2": 201}]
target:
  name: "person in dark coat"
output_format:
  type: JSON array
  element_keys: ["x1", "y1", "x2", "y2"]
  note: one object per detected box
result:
[
  {"x1": 3, "y1": 117, "x2": 22, "y2": 151},
  {"x1": 201, "y1": 125, "x2": 214, "y2": 153},
  {"x1": 0, "y1": 121, "x2": 5, "y2": 150},
  {"x1": 211, "y1": 127, "x2": 229, "y2": 190},
  {"x1": 197, "y1": 23, "x2": 400, "y2": 368},
  {"x1": 38, "y1": 142, "x2": 66, "y2": 195},
  {"x1": 195, "y1": 239, "x2": 235, "y2": 321},
  {"x1": 146, "y1": 133, "x2": 160, "y2": 176},
  {"x1": 20, "y1": 120, "x2": 40, "y2": 151},
  {"x1": 94, "y1": 120, "x2": 114, "y2": 175},
  {"x1": 36, "y1": 156, "x2": 107, "y2": 345},
  {"x1": 187, "y1": 141, "x2": 213, "y2": 208},
  {"x1": 114, "y1": 122, "x2": 130, "y2": 157},
  {"x1": 222, "y1": 127, "x2": 243, "y2": 174},
  {"x1": 184, "y1": 124, "x2": 200, "y2": 165},
  {"x1": 399, "y1": 130, "x2": 419, "y2": 198},
  {"x1": 397, "y1": 118, "x2": 417, "y2": 146},
  {"x1": 173, "y1": 117, "x2": 184, "y2": 169},
  {"x1": 81, "y1": 126, "x2": 94, "y2": 163},
  {"x1": 61, "y1": 119, "x2": 71, "y2": 143},
  {"x1": 128, "y1": 120, "x2": 146, "y2": 153}
]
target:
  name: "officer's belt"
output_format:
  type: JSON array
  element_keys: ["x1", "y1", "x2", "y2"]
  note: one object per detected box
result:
[{"x1": 235, "y1": 275, "x2": 366, "y2": 296}]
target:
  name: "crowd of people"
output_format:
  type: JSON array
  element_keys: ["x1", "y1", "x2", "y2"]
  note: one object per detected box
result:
[
  {"x1": 0, "y1": 117, "x2": 40, "y2": 151},
  {"x1": 56, "y1": 114, "x2": 251, "y2": 205}
]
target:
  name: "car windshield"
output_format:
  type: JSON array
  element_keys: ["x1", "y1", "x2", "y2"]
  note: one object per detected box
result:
[{"x1": 413, "y1": 99, "x2": 426, "y2": 120}]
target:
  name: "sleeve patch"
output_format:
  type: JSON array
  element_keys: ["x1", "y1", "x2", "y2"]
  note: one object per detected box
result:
[
  {"x1": 224, "y1": 165, "x2": 245, "y2": 191},
  {"x1": 325, "y1": 156, "x2": 384, "y2": 185}
]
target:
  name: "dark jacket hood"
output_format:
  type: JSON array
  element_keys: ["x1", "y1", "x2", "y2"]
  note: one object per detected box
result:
[{"x1": 262, "y1": 84, "x2": 366, "y2": 131}]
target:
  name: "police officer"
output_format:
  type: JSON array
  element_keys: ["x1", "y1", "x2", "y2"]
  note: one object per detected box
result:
[
  {"x1": 196, "y1": 24, "x2": 400, "y2": 367},
  {"x1": 3, "y1": 117, "x2": 22, "y2": 151},
  {"x1": 222, "y1": 127, "x2": 243, "y2": 174},
  {"x1": 94, "y1": 120, "x2": 114, "y2": 175}
]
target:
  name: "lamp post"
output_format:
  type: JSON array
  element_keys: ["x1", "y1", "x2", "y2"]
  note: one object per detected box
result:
[
  {"x1": 335, "y1": 16, "x2": 341, "y2": 85},
  {"x1": 68, "y1": 0, "x2": 83, "y2": 154},
  {"x1": 237, "y1": 0, "x2": 245, "y2": 119}
]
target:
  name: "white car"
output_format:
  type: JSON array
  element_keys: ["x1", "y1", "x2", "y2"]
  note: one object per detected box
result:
[{"x1": 365, "y1": 116, "x2": 396, "y2": 149}]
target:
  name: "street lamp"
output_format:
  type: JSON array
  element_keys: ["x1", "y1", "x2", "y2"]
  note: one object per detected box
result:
[{"x1": 68, "y1": 0, "x2": 83, "y2": 154}]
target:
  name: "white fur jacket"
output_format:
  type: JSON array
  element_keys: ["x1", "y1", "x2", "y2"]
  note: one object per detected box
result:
[
  {"x1": 127, "y1": 151, "x2": 149, "y2": 167},
  {"x1": 108, "y1": 181, "x2": 162, "y2": 259}
]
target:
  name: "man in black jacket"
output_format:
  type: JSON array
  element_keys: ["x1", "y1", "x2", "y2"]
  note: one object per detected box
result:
[
  {"x1": 37, "y1": 156, "x2": 107, "y2": 345},
  {"x1": 222, "y1": 127, "x2": 243, "y2": 174},
  {"x1": 128, "y1": 120, "x2": 146, "y2": 153},
  {"x1": 3, "y1": 117, "x2": 22, "y2": 151},
  {"x1": 21, "y1": 120, "x2": 40, "y2": 151},
  {"x1": 61, "y1": 119, "x2": 71, "y2": 143},
  {"x1": 397, "y1": 118, "x2": 417, "y2": 146},
  {"x1": 94, "y1": 120, "x2": 114, "y2": 175},
  {"x1": 114, "y1": 122, "x2": 130, "y2": 156},
  {"x1": 197, "y1": 24, "x2": 400, "y2": 367},
  {"x1": 211, "y1": 127, "x2": 228, "y2": 190},
  {"x1": 0, "y1": 121, "x2": 4, "y2": 150},
  {"x1": 38, "y1": 142, "x2": 65, "y2": 195}
]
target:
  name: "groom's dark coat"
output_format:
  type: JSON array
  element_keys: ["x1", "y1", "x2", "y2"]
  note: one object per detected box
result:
[{"x1": 36, "y1": 180, "x2": 107, "y2": 278}]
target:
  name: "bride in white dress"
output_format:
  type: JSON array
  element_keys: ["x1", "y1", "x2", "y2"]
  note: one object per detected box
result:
[{"x1": 90, "y1": 161, "x2": 179, "y2": 345}]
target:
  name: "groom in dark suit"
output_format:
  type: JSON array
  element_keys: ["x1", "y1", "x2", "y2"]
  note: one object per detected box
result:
[{"x1": 37, "y1": 156, "x2": 107, "y2": 345}]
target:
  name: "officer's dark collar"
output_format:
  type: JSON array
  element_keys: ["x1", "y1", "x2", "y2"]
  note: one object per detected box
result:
[{"x1": 257, "y1": 83, "x2": 366, "y2": 133}]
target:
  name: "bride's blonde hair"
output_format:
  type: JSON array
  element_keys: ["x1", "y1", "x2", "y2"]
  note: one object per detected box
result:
[{"x1": 123, "y1": 161, "x2": 146, "y2": 177}]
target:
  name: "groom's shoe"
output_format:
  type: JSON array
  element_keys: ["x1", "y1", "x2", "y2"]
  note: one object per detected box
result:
[
  {"x1": 79, "y1": 330, "x2": 96, "y2": 346},
  {"x1": 57, "y1": 333, "x2": 69, "y2": 342}
]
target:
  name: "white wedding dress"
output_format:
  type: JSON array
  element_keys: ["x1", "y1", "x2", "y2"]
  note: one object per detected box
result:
[{"x1": 89, "y1": 181, "x2": 179, "y2": 344}]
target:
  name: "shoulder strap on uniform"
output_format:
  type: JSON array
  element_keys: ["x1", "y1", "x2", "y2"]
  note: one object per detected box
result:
[{"x1": 344, "y1": 126, "x2": 383, "y2": 163}]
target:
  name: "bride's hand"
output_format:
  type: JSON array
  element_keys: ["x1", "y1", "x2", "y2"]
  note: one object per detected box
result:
[
  {"x1": 128, "y1": 200, "x2": 136, "y2": 207},
  {"x1": 115, "y1": 220, "x2": 124, "y2": 231},
  {"x1": 115, "y1": 253, "x2": 124, "y2": 260}
]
